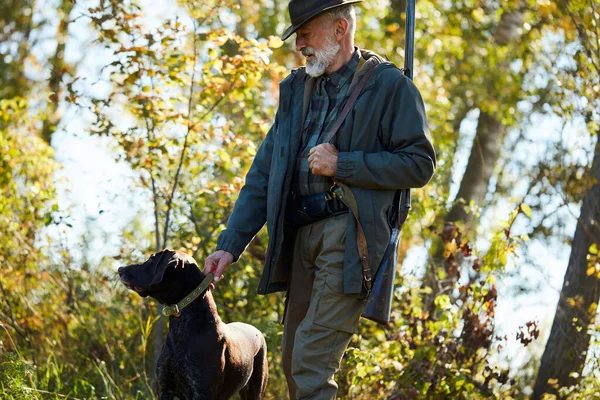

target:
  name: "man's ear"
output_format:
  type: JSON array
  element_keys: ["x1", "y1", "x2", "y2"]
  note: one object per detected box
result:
[{"x1": 334, "y1": 18, "x2": 349, "y2": 40}]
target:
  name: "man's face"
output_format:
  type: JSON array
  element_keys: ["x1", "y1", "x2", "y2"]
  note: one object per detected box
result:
[{"x1": 295, "y1": 15, "x2": 340, "y2": 77}]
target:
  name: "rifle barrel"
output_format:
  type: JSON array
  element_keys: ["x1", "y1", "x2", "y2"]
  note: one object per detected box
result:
[
  {"x1": 361, "y1": 0, "x2": 417, "y2": 325},
  {"x1": 404, "y1": 0, "x2": 416, "y2": 80}
]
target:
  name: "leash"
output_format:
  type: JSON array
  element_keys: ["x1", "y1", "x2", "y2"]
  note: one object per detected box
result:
[{"x1": 162, "y1": 273, "x2": 215, "y2": 317}]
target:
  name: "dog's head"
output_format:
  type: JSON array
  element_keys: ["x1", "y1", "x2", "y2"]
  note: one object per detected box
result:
[{"x1": 118, "y1": 249, "x2": 205, "y2": 305}]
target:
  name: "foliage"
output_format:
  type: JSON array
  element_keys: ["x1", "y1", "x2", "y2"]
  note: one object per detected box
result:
[
  {"x1": 1, "y1": 0, "x2": 599, "y2": 399},
  {"x1": 340, "y1": 206, "x2": 535, "y2": 399},
  {"x1": 65, "y1": 0, "x2": 290, "y2": 397}
]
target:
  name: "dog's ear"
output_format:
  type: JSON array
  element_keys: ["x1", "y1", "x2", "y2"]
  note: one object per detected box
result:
[
  {"x1": 148, "y1": 249, "x2": 176, "y2": 286},
  {"x1": 148, "y1": 250, "x2": 198, "y2": 286}
]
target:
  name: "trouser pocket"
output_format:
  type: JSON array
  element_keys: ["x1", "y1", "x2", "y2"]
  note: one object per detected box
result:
[{"x1": 313, "y1": 271, "x2": 366, "y2": 334}]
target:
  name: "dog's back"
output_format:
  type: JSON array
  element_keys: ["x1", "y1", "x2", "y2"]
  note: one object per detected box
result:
[{"x1": 221, "y1": 322, "x2": 268, "y2": 400}]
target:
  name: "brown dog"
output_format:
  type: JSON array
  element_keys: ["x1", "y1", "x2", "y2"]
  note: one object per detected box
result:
[{"x1": 118, "y1": 249, "x2": 268, "y2": 400}]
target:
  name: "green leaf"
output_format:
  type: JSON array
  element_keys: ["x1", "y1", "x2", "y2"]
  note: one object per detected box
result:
[
  {"x1": 499, "y1": 251, "x2": 507, "y2": 266},
  {"x1": 520, "y1": 203, "x2": 533, "y2": 218}
]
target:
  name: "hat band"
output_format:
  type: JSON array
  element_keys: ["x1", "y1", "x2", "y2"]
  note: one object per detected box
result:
[{"x1": 291, "y1": 0, "x2": 345, "y2": 26}]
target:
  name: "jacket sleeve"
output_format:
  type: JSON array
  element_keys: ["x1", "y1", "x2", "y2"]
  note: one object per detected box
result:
[
  {"x1": 334, "y1": 75, "x2": 436, "y2": 190},
  {"x1": 215, "y1": 116, "x2": 277, "y2": 261}
]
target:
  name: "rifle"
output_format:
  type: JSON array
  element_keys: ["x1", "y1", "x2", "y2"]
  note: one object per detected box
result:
[{"x1": 361, "y1": 0, "x2": 416, "y2": 325}]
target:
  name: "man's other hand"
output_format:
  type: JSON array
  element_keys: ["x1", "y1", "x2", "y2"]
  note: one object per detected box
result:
[
  {"x1": 203, "y1": 250, "x2": 234, "y2": 283},
  {"x1": 308, "y1": 143, "x2": 338, "y2": 177}
]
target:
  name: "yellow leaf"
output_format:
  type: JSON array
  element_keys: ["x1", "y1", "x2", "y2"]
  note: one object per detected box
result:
[
  {"x1": 498, "y1": 220, "x2": 510, "y2": 228},
  {"x1": 267, "y1": 36, "x2": 283, "y2": 49},
  {"x1": 386, "y1": 23, "x2": 400, "y2": 33},
  {"x1": 568, "y1": 298, "x2": 577, "y2": 307},
  {"x1": 499, "y1": 252, "x2": 507, "y2": 266},
  {"x1": 521, "y1": 203, "x2": 533, "y2": 218},
  {"x1": 472, "y1": 8, "x2": 485, "y2": 22},
  {"x1": 443, "y1": 240, "x2": 457, "y2": 258}
]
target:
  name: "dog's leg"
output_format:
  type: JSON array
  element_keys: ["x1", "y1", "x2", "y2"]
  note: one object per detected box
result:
[{"x1": 239, "y1": 337, "x2": 268, "y2": 400}]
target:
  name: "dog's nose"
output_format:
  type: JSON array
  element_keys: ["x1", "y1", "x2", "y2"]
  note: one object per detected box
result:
[{"x1": 118, "y1": 267, "x2": 125, "y2": 274}]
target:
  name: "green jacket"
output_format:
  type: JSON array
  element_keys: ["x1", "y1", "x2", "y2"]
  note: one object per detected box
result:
[{"x1": 216, "y1": 50, "x2": 436, "y2": 295}]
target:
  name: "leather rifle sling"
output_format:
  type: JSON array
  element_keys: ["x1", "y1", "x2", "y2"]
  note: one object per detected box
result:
[
  {"x1": 324, "y1": 65, "x2": 378, "y2": 292},
  {"x1": 324, "y1": 66, "x2": 376, "y2": 145},
  {"x1": 332, "y1": 181, "x2": 373, "y2": 292}
]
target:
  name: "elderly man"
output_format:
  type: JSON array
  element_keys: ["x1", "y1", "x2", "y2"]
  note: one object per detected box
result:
[{"x1": 204, "y1": 0, "x2": 436, "y2": 398}]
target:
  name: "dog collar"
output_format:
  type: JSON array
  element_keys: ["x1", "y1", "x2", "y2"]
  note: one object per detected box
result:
[{"x1": 162, "y1": 273, "x2": 215, "y2": 317}]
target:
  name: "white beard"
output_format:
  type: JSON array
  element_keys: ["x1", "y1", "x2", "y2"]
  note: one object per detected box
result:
[{"x1": 303, "y1": 35, "x2": 340, "y2": 78}]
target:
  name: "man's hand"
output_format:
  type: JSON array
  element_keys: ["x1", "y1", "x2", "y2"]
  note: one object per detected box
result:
[
  {"x1": 308, "y1": 143, "x2": 338, "y2": 177},
  {"x1": 203, "y1": 250, "x2": 234, "y2": 283}
]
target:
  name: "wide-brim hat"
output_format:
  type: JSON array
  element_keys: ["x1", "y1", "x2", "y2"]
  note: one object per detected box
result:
[{"x1": 281, "y1": 0, "x2": 363, "y2": 41}]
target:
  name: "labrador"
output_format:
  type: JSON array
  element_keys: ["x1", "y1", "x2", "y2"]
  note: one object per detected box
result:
[{"x1": 118, "y1": 249, "x2": 268, "y2": 400}]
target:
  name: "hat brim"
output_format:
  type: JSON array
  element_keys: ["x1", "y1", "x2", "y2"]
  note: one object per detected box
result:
[{"x1": 281, "y1": 0, "x2": 363, "y2": 41}]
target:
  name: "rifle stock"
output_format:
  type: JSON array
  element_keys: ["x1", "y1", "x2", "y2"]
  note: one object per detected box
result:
[{"x1": 361, "y1": 225, "x2": 400, "y2": 324}]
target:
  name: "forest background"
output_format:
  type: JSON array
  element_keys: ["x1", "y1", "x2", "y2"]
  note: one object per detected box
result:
[{"x1": 1, "y1": 0, "x2": 599, "y2": 398}]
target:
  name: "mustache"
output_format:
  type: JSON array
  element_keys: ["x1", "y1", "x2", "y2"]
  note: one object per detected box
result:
[{"x1": 301, "y1": 47, "x2": 316, "y2": 57}]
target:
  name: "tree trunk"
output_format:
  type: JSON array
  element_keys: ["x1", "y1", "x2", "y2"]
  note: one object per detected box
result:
[
  {"x1": 444, "y1": 10, "x2": 523, "y2": 227},
  {"x1": 445, "y1": 112, "x2": 504, "y2": 226},
  {"x1": 41, "y1": 0, "x2": 75, "y2": 144},
  {"x1": 423, "y1": 9, "x2": 523, "y2": 309},
  {"x1": 533, "y1": 138, "x2": 600, "y2": 398}
]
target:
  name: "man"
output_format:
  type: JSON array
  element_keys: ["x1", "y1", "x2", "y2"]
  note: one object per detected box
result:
[{"x1": 204, "y1": 1, "x2": 436, "y2": 398}]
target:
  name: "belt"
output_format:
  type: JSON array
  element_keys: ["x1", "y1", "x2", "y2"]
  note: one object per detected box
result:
[{"x1": 284, "y1": 189, "x2": 348, "y2": 228}]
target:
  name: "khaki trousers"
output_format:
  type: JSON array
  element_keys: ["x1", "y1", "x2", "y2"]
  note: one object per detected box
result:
[{"x1": 282, "y1": 214, "x2": 367, "y2": 400}]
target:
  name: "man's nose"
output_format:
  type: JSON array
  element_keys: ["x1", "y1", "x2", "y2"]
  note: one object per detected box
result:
[{"x1": 295, "y1": 37, "x2": 305, "y2": 53}]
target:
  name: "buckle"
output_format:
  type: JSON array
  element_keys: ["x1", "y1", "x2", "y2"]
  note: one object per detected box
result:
[
  {"x1": 172, "y1": 304, "x2": 181, "y2": 317},
  {"x1": 329, "y1": 183, "x2": 339, "y2": 196},
  {"x1": 330, "y1": 184, "x2": 343, "y2": 200},
  {"x1": 162, "y1": 304, "x2": 181, "y2": 317}
]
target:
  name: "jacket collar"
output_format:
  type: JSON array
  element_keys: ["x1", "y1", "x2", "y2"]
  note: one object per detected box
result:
[
  {"x1": 349, "y1": 49, "x2": 386, "y2": 90},
  {"x1": 288, "y1": 48, "x2": 386, "y2": 91}
]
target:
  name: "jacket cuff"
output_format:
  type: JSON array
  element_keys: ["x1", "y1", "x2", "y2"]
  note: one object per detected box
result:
[
  {"x1": 216, "y1": 232, "x2": 243, "y2": 262},
  {"x1": 335, "y1": 151, "x2": 358, "y2": 182}
]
